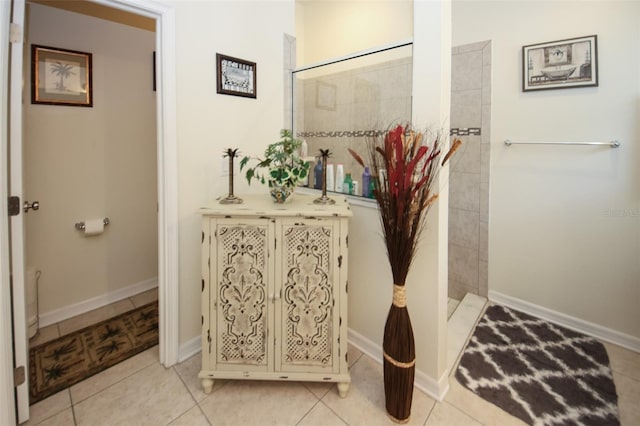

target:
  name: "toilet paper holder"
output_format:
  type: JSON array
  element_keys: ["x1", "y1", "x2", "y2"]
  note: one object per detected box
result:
[{"x1": 75, "y1": 218, "x2": 110, "y2": 231}]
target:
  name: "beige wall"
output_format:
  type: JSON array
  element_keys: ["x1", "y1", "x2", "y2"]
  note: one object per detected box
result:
[
  {"x1": 169, "y1": 0, "x2": 450, "y2": 391},
  {"x1": 29, "y1": 0, "x2": 155, "y2": 31},
  {"x1": 453, "y1": 1, "x2": 640, "y2": 339},
  {"x1": 296, "y1": 0, "x2": 413, "y2": 66},
  {"x1": 25, "y1": 3, "x2": 158, "y2": 314},
  {"x1": 170, "y1": 0, "x2": 296, "y2": 344}
]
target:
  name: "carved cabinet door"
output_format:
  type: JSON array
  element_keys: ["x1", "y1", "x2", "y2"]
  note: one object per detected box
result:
[
  {"x1": 211, "y1": 219, "x2": 275, "y2": 372},
  {"x1": 275, "y1": 218, "x2": 341, "y2": 374}
]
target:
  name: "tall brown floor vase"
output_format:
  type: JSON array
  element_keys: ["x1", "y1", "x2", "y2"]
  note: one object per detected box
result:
[{"x1": 383, "y1": 284, "x2": 416, "y2": 424}]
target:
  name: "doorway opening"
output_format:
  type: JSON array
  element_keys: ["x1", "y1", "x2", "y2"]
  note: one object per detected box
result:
[
  {"x1": 7, "y1": 0, "x2": 178, "y2": 422},
  {"x1": 446, "y1": 40, "x2": 492, "y2": 374},
  {"x1": 25, "y1": 0, "x2": 158, "y2": 342}
]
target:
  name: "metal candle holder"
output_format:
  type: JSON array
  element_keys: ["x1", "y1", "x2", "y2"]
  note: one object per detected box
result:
[
  {"x1": 220, "y1": 148, "x2": 243, "y2": 204},
  {"x1": 313, "y1": 149, "x2": 335, "y2": 205}
]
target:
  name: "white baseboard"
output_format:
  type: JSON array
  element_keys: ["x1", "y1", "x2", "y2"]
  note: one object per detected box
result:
[
  {"x1": 347, "y1": 328, "x2": 382, "y2": 364},
  {"x1": 39, "y1": 278, "x2": 158, "y2": 327},
  {"x1": 178, "y1": 335, "x2": 201, "y2": 363},
  {"x1": 347, "y1": 328, "x2": 447, "y2": 401},
  {"x1": 415, "y1": 366, "x2": 448, "y2": 402},
  {"x1": 489, "y1": 290, "x2": 640, "y2": 353}
]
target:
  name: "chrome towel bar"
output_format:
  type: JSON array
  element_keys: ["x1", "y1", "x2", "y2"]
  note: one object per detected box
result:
[{"x1": 504, "y1": 139, "x2": 620, "y2": 148}]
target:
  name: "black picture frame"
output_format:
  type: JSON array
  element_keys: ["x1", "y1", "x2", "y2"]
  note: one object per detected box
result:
[
  {"x1": 522, "y1": 35, "x2": 598, "y2": 92},
  {"x1": 216, "y1": 53, "x2": 257, "y2": 99},
  {"x1": 31, "y1": 44, "x2": 93, "y2": 107}
]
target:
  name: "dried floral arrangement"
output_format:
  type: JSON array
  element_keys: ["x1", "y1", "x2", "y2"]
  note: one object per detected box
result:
[{"x1": 350, "y1": 123, "x2": 461, "y2": 423}]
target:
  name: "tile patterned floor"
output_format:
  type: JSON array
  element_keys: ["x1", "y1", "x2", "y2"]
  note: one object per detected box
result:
[
  {"x1": 29, "y1": 288, "x2": 159, "y2": 348},
  {"x1": 24, "y1": 290, "x2": 640, "y2": 426}
]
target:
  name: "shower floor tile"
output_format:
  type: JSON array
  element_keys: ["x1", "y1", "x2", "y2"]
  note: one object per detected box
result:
[
  {"x1": 447, "y1": 293, "x2": 487, "y2": 373},
  {"x1": 447, "y1": 297, "x2": 461, "y2": 319}
]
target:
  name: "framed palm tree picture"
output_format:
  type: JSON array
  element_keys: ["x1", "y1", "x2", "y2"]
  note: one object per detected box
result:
[{"x1": 31, "y1": 45, "x2": 93, "y2": 107}]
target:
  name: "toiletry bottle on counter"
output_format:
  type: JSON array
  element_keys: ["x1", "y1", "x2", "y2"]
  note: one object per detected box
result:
[
  {"x1": 343, "y1": 173, "x2": 353, "y2": 195},
  {"x1": 352, "y1": 180, "x2": 359, "y2": 196},
  {"x1": 335, "y1": 164, "x2": 344, "y2": 193},
  {"x1": 326, "y1": 163, "x2": 335, "y2": 192},
  {"x1": 314, "y1": 158, "x2": 323, "y2": 189},
  {"x1": 362, "y1": 166, "x2": 371, "y2": 197},
  {"x1": 301, "y1": 139, "x2": 308, "y2": 158}
]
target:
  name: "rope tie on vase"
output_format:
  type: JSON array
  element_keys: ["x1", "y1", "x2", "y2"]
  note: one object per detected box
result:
[
  {"x1": 392, "y1": 284, "x2": 407, "y2": 308},
  {"x1": 384, "y1": 283, "x2": 415, "y2": 369},
  {"x1": 383, "y1": 351, "x2": 416, "y2": 368}
]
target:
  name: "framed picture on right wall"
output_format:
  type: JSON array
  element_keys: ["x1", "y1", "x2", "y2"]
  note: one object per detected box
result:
[{"x1": 523, "y1": 35, "x2": 598, "y2": 92}]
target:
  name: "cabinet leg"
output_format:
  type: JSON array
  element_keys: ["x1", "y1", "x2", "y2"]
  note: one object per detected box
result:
[
  {"x1": 201, "y1": 378, "x2": 214, "y2": 394},
  {"x1": 337, "y1": 382, "x2": 350, "y2": 398}
]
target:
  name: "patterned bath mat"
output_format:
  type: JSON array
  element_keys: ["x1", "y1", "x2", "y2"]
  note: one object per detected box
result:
[
  {"x1": 29, "y1": 302, "x2": 158, "y2": 404},
  {"x1": 455, "y1": 304, "x2": 620, "y2": 425}
]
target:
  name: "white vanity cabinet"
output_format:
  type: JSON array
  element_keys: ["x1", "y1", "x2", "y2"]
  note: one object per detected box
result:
[{"x1": 198, "y1": 193, "x2": 352, "y2": 397}]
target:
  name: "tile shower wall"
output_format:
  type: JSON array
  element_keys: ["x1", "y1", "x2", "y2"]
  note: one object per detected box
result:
[
  {"x1": 294, "y1": 55, "x2": 412, "y2": 186},
  {"x1": 284, "y1": 34, "x2": 296, "y2": 128},
  {"x1": 448, "y1": 41, "x2": 491, "y2": 300}
]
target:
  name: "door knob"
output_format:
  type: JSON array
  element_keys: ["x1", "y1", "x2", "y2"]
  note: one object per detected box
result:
[{"x1": 24, "y1": 200, "x2": 39, "y2": 213}]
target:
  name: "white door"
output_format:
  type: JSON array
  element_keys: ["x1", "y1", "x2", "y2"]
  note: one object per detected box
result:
[{"x1": 8, "y1": 0, "x2": 30, "y2": 423}]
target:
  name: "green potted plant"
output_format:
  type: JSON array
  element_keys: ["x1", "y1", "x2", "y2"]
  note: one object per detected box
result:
[{"x1": 240, "y1": 129, "x2": 310, "y2": 203}]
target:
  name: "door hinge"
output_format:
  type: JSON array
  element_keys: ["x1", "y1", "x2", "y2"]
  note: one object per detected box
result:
[
  {"x1": 14, "y1": 366, "x2": 25, "y2": 387},
  {"x1": 8, "y1": 196, "x2": 20, "y2": 216},
  {"x1": 9, "y1": 23, "x2": 22, "y2": 43}
]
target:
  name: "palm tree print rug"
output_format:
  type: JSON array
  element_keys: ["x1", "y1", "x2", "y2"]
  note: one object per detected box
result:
[
  {"x1": 455, "y1": 304, "x2": 620, "y2": 425},
  {"x1": 29, "y1": 302, "x2": 158, "y2": 404}
]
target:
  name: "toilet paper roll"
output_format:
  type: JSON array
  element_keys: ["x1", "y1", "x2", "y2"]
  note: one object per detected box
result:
[{"x1": 84, "y1": 218, "x2": 104, "y2": 236}]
